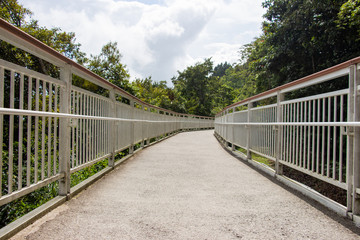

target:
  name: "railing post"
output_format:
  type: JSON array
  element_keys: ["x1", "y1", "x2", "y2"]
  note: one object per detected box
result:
[
  {"x1": 231, "y1": 107, "x2": 236, "y2": 151},
  {"x1": 109, "y1": 89, "x2": 116, "y2": 167},
  {"x1": 352, "y1": 64, "x2": 360, "y2": 218},
  {"x1": 276, "y1": 91, "x2": 284, "y2": 175},
  {"x1": 246, "y1": 102, "x2": 252, "y2": 160},
  {"x1": 140, "y1": 104, "x2": 145, "y2": 148},
  {"x1": 129, "y1": 99, "x2": 135, "y2": 154},
  {"x1": 348, "y1": 65, "x2": 355, "y2": 214},
  {"x1": 59, "y1": 64, "x2": 71, "y2": 196}
]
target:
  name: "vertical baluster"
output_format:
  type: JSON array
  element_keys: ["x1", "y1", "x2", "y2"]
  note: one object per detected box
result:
[
  {"x1": 312, "y1": 99, "x2": 316, "y2": 172},
  {"x1": 71, "y1": 92, "x2": 75, "y2": 169},
  {"x1": 79, "y1": 93, "x2": 83, "y2": 165},
  {"x1": 26, "y1": 77, "x2": 32, "y2": 185},
  {"x1": 89, "y1": 96, "x2": 93, "y2": 161},
  {"x1": 273, "y1": 107, "x2": 277, "y2": 157},
  {"x1": 8, "y1": 70, "x2": 15, "y2": 193},
  {"x1": 271, "y1": 107, "x2": 275, "y2": 157},
  {"x1": 316, "y1": 98, "x2": 320, "y2": 173},
  {"x1": 322, "y1": 97, "x2": 326, "y2": 176},
  {"x1": 292, "y1": 103, "x2": 296, "y2": 165},
  {"x1": 266, "y1": 108, "x2": 269, "y2": 156},
  {"x1": 285, "y1": 104, "x2": 289, "y2": 162},
  {"x1": 89, "y1": 96, "x2": 92, "y2": 160},
  {"x1": 327, "y1": 97, "x2": 331, "y2": 177},
  {"x1": 75, "y1": 92, "x2": 79, "y2": 167},
  {"x1": 307, "y1": 100, "x2": 311, "y2": 170},
  {"x1": 47, "y1": 83, "x2": 52, "y2": 177},
  {"x1": 100, "y1": 100, "x2": 105, "y2": 156},
  {"x1": 18, "y1": 73, "x2": 24, "y2": 189},
  {"x1": 91, "y1": 97, "x2": 95, "y2": 161},
  {"x1": 261, "y1": 109, "x2": 264, "y2": 154},
  {"x1": 304, "y1": 101, "x2": 308, "y2": 169},
  {"x1": 0, "y1": 67, "x2": 3, "y2": 196},
  {"x1": 268, "y1": 108, "x2": 271, "y2": 156},
  {"x1": 41, "y1": 81, "x2": 46, "y2": 180},
  {"x1": 300, "y1": 102, "x2": 304, "y2": 167},
  {"x1": 339, "y1": 94, "x2": 344, "y2": 182},
  {"x1": 53, "y1": 86, "x2": 58, "y2": 174},
  {"x1": 86, "y1": 95, "x2": 89, "y2": 163},
  {"x1": 289, "y1": 103, "x2": 293, "y2": 163},
  {"x1": 95, "y1": 98, "x2": 98, "y2": 158},
  {"x1": 333, "y1": 96, "x2": 337, "y2": 179},
  {"x1": 107, "y1": 102, "x2": 110, "y2": 154},
  {"x1": 296, "y1": 102, "x2": 300, "y2": 166}
]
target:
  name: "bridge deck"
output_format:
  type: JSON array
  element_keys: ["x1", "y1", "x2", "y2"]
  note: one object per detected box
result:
[{"x1": 12, "y1": 130, "x2": 360, "y2": 239}]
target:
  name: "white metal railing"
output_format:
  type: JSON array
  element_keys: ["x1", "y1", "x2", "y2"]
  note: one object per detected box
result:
[
  {"x1": 215, "y1": 58, "x2": 360, "y2": 219},
  {"x1": 0, "y1": 19, "x2": 214, "y2": 208}
]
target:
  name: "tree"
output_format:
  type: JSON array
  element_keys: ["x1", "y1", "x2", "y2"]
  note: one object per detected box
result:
[
  {"x1": 256, "y1": 0, "x2": 360, "y2": 92},
  {"x1": 0, "y1": 0, "x2": 86, "y2": 77},
  {"x1": 87, "y1": 41, "x2": 132, "y2": 93},
  {"x1": 131, "y1": 77, "x2": 185, "y2": 112},
  {"x1": 212, "y1": 62, "x2": 232, "y2": 78},
  {"x1": 337, "y1": 0, "x2": 360, "y2": 37},
  {"x1": 0, "y1": 0, "x2": 30, "y2": 27},
  {"x1": 172, "y1": 58, "x2": 215, "y2": 116}
]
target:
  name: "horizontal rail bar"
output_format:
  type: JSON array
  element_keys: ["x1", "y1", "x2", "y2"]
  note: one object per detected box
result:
[
  {"x1": 215, "y1": 122, "x2": 360, "y2": 127},
  {"x1": 218, "y1": 61, "x2": 358, "y2": 115},
  {"x1": 281, "y1": 89, "x2": 349, "y2": 105},
  {"x1": 0, "y1": 108, "x2": 210, "y2": 124},
  {"x1": 70, "y1": 154, "x2": 112, "y2": 174},
  {"x1": 0, "y1": 174, "x2": 64, "y2": 206}
]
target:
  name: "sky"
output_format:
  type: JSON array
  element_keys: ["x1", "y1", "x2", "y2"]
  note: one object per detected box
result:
[{"x1": 18, "y1": 0, "x2": 266, "y2": 84}]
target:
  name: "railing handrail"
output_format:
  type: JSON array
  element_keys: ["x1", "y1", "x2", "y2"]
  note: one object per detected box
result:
[
  {"x1": 0, "y1": 18, "x2": 213, "y2": 119},
  {"x1": 0, "y1": 107, "x2": 213, "y2": 123},
  {"x1": 214, "y1": 59, "x2": 360, "y2": 225},
  {"x1": 217, "y1": 56, "x2": 360, "y2": 115}
]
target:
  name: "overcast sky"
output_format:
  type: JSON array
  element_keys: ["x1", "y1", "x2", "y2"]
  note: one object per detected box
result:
[{"x1": 18, "y1": 0, "x2": 266, "y2": 84}]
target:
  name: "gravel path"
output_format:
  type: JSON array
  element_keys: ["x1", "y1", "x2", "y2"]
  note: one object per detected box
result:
[{"x1": 12, "y1": 130, "x2": 360, "y2": 239}]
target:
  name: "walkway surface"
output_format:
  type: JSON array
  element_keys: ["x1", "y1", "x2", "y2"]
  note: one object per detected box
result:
[{"x1": 12, "y1": 130, "x2": 360, "y2": 239}]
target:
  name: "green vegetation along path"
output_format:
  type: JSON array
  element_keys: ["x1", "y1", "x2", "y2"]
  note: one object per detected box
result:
[{"x1": 12, "y1": 130, "x2": 360, "y2": 239}]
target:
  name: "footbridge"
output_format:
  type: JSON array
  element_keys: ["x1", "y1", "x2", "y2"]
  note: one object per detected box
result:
[{"x1": 1, "y1": 18, "x2": 360, "y2": 239}]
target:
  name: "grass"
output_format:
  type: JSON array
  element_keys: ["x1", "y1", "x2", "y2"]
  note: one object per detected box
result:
[{"x1": 234, "y1": 145, "x2": 275, "y2": 169}]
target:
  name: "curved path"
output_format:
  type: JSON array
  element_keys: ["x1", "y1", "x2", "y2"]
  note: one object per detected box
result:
[{"x1": 12, "y1": 130, "x2": 360, "y2": 239}]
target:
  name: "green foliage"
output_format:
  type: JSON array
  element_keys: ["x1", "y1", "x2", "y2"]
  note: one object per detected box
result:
[
  {"x1": 171, "y1": 58, "x2": 237, "y2": 116},
  {"x1": 87, "y1": 41, "x2": 132, "y2": 93},
  {"x1": 0, "y1": 0, "x2": 30, "y2": 27},
  {"x1": 172, "y1": 58, "x2": 214, "y2": 116},
  {"x1": 0, "y1": 182, "x2": 58, "y2": 228},
  {"x1": 70, "y1": 159, "x2": 109, "y2": 187},
  {"x1": 254, "y1": 0, "x2": 360, "y2": 92},
  {"x1": 131, "y1": 77, "x2": 185, "y2": 112},
  {"x1": 337, "y1": 0, "x2": 360, "y2": 36}
]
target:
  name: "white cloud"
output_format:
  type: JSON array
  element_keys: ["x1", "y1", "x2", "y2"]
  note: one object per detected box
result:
[{"x1": 18, "y1": 0, "x2": 265, "y2": 83}]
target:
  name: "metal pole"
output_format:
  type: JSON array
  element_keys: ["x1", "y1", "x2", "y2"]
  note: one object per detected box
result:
[
  {"x1": 276, "y1": 91, "x2": 284, "y2": 175},
  {"x1": 59, "y1": 64, "x2": 71, "y2": 196},
  {"x1": 246, "y1": 102, "x2": 253, "y2": 161},
  {"x1": 353, "y1": 64, "x2": 360, "y2": 216},
  {"x1": 129, "y1": 99, "x2": 135, "y2": 154},
  {"x1": 109, "y1": 89, "x2": 116, "y2": 167},
  {"x1": 347, "y1": 65, "x2": 355, "y2": 213},
  {"x1": 231, "y1": 107, "x2": 236, "y2": 151}
]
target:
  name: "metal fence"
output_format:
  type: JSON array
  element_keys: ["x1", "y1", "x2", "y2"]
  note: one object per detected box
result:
[
  {"x1": 215, "y1": 58, "x2": 360, "y2": 218},
  {"x1": 0, "y1": 19, "x2": 213, "y2": 208}
]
